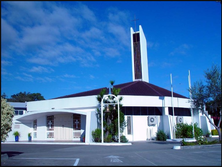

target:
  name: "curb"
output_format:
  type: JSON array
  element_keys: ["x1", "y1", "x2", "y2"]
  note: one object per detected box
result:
[
  {"x1": 1, "y1": 141, "x2": 132, "y2": 146},
  {"x1": 172, "y1": 144, "x2": 221, "y2": 150}
]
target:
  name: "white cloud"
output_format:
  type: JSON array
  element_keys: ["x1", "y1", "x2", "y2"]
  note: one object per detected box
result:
[
  {"x1": 148, "y1": 62, "x2": 156, "y2": 67},
  {"x1": 147, "y1": 41, "x2": 159, "y2": 49},
  {"x1": 1, "y1": 18, "x2": 18, "y2": 51},
  {"x1": 89, "y1": 75, "x2": 95, "y2": 79},
  {"x1": 76, "y1": 3, "x2": 97, "y2": 23},
  {"x1": 82, "y1": 27, "x2": 104, "y2": 41},
  {"x1": 1, "y1": 60, "x2": 12, "y2": 66},
  {"x1": 1, "y1": 68, "x2": 12, "y2": 76},
  {"x1": 162, "y1": 62, "x2": 173, "y2": 68},
  {"x1": 64, "y1": 74, "x2": 76, "y2": 78},
  {"x1": 23, "y1": 73, "x2": 33, "y2": 78},
  {"x1": 20, "y1": 25, "x2": 60, "y2": 49},
  {"x1": 107, "y1": 7, "x2": 130, "y2": 25},
  {"x1": 36, "y1": 77, "x2": 53, "y2": 82},
  {"x1": 107, "y1": 23, "x2": 130, "y2": 47},
  {"x1": 169, "y1": 44, "x2": 191, "y2": 56},
  {"x1": 15, "y1": 73, "x2": 34, "y2": 82},
  {"x1": 104, "y1": 47, "x2": 120, "y2": 57},
  {"x1": 29, "y1": 66, "x2": 54, "y2": 73},
  {"x1": 1, "y1": 1, "x2": 131, "y2": 70}
]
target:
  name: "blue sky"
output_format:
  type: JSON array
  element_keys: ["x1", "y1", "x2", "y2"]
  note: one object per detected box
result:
[{"x1": 1, "y1": 1, "x2": 221, "y2": 100}]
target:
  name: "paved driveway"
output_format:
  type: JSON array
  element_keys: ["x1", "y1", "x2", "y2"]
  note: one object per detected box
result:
[{"x1": 1, "y1": 141, "x2": 221, "y2": 166}]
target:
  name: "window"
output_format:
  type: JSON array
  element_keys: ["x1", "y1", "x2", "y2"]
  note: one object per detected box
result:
[
  {"x1": 46, "y1": 115, "x2": 54, "y2": 131},
  {"x1": 14, "y1": 110, "x2": 24, "y2": 115},
  {"x1": 14, "y1": 110, "x2": 19, "y2": 115},
  {"x1": 33, "y1": 119, "x2": 37, "y2": 131},
  {"x1": 141, "y1": 107, "x2": 147, "y2": 115},
  {"x1": 46, "y1": 115, "x2": 54, "y2": 138},
  {"x1": 123, "y1": 107, "x2": 133, "y2": 115},
  {"x1": 19, "y1": 110, "x2": 23, "y2": 115},
  {"x1": 122, "y1": 107, "x2": 162, "y2": 116},
  {"x1": 133, "y1": 33, "x2": 142, "y2": 80},
  {"x1": 73, "y1": 114, "x2": 81, "y2": 130},
  {"x1": 134, "y1": 107, "x2": 140, "y2": 115},
  {"x1": 168, "y1": 107, "x2": 191, "y2": 116},
  {"x1": 47, "y1": 132, "x2": 54, "y2": 138}
]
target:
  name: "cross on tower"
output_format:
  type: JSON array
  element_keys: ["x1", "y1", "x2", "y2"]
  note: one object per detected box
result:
[{"x1": 132, "y1": 15, "x2": 139, "y2": 31}]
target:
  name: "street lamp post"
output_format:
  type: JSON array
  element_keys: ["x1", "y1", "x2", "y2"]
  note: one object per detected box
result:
[{"x1": 101, "y1": 94, "x2": 120, "y2": 143}]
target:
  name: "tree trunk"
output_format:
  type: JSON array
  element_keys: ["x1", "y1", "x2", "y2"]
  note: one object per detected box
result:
[{"x1": 204, "y1": 111, "x2": 221, "y2": 141}]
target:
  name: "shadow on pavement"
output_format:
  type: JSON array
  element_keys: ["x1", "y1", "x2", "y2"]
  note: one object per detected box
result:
[
  {"x1": 151, "y1": 141, "x2": 181, "y2": 144},
  {"x1": 1, "y1": 151, "x2": 23, "y2": 157}
]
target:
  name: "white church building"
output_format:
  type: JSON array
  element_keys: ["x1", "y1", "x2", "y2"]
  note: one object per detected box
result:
[{"x1": 5, "y1": 25, "x2": 215, "y2": 143}]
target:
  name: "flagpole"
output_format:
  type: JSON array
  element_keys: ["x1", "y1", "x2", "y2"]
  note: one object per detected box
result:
[
  {"x1": 188, "y1": 70, "x2": 195, "y2": 139},
  {"x1": 170, "y1": 73, "x2": 175, "y2": 139}
]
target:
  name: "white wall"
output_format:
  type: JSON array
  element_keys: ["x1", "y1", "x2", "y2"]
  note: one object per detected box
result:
[
  {"x1": 35, "y1": 116, "x2": 49, "y2": 141},
  {"x1": 200, "y1": 115, "x2": 215, "y2": 135},
  {"x1": 139, "y1": 25, "x2": 149, "y2": 83},
  {"x1": 122, "y1": 96, "x2": 163, "y2": 107},
  {"x1": 122, "y1": 95, "x2": 190, "y2": 108},
  {"x1": 6, "y1": 117, "x2": 31, "y2": 142},
  {"x1": 132, "y1": 116, "x2": 148, "y2": 141},
  {"x1": 130, "y1": 27, "x2": 135, "y2": 82},
  {"x1": 87, "y1": 110, "x2": 99, "y2": 142},
  {"x1": 27, "y1": 95, "x2": 98, "y2": 111},
  {"x1": 124, "y1": 115, "x2": 162, "y2": 141},
  {"x1": 162, "y1": 115, "x2": 172, "y2": 139},
  {"x1": 164, "y1": 97, "x2": 190, "y2": 108}
]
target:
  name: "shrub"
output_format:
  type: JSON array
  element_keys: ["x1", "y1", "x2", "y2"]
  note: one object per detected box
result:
[
  {"x1": 211, "y1": 129, "x2": 219, "y2": 135},
  {"x1": 104, "y1": 134, "x2": 112, "y2": 142},
  {"x1": 92, "y1": 128, "x2": 101, "y2": 142},
  {"x1": 181, "y1": 139, "x2": 196, "y2": 146},
  {"x1": 175, "y1": 123, "x2": 203, "y2": 140},
  {"x1": 205, "y1": 131, "x2": 211, "y2": 137},
  {"x1": 175, "y1": 123, "x2": 193, "y2": 138},
  {"x1": 13, "y1": 131, "x2": 20, "y2": 137},
  {"x1": 156, "y1": 130, "x2": 167, "y2": 141},
  {"x1": 181, "y1": 138, "x2": 220, "y2": 146},
  {"x1": 194, "y1": 123, "x2": 203, "y2": 140},
  {"x1": 120, "y1": 135, "x2": 128, "y2": 143}
]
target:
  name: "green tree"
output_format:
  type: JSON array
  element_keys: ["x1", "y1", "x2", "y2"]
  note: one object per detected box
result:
[
  {"x1": 96, "y1": 80, "x2": 126, "y2": 142},
  {"x1": 1, "y1": 93, "x2": 8, "y2": 99},
  {"x1": 1, "y1": 97, "x2": 14, "y2": 142},
  {"x1": 190, "y1": 64, "x2": 221, "y2": 141},
  {"x1": 5, "y1": 92, "x2": 45, "y2": 102}
]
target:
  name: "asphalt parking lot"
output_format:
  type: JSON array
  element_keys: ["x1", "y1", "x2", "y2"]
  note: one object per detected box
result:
[{"x1": 1, "y1": 141, "x2": 221, "y2": 166}]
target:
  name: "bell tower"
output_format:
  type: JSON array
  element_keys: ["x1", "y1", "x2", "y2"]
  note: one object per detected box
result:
[{"x1": 130, "y1": 25, "x2": 149, "y2": 82}]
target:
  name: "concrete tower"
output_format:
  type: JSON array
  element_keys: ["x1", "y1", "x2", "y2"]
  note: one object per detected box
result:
[{"x1": 130, "y1": 25, "x2": 149, "y2": 82}]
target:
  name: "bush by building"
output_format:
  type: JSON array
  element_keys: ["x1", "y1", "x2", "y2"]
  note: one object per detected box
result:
[{"x1": 156, "y1": 130, "x2": 167, "y2": 141}]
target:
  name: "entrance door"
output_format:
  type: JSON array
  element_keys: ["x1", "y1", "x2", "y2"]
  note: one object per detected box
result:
[{"x1": 54, "y1": 114, "x2": 73, "y2": 141}]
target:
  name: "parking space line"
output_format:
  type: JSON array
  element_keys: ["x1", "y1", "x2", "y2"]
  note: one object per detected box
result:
[
  {"x1": 134, "y1": 152, "x2": 158, "y2": 166},
  {"x1": 12, "y1": 157, "x2": 78, "y2": 160},
  {"x1": 73, "y1": 158, "x2": 79, "y2": 166},
  {"x1": 11, "y1": 157, "x2": 80, "y2": 166}
]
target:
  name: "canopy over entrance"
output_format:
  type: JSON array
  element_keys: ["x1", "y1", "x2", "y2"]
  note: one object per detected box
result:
[{"x1": 16, "y1": 109, "x2": 88, "y2": 121}]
